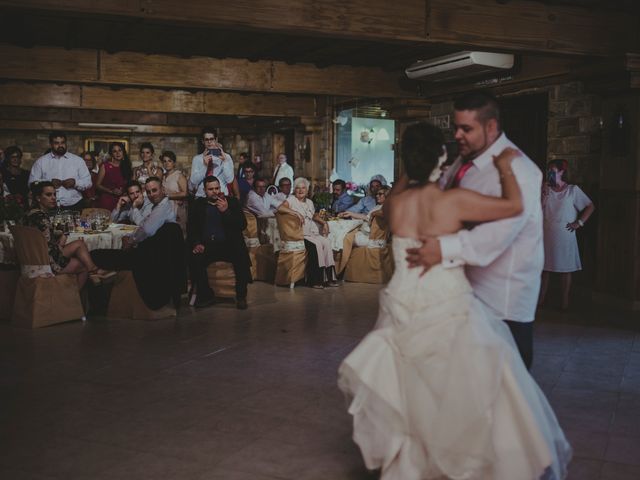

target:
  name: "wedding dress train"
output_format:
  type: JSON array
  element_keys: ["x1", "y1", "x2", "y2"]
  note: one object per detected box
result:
[{"x1": 338, "y1": 237, "x2": 571, "y2": 480}]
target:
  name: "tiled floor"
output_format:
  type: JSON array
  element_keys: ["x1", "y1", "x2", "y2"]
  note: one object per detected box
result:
[{"x1": 1, "y1": 281, "x2": 640, "y2": 479}]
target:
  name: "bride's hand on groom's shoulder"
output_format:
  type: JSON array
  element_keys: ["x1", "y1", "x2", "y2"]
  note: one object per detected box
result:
[
  {"x1": 406, "y1": 237, "x2": 442, "y2": 276},
  {"x1": 493, "y1": 147, "x2": 521, "y2": 169}
]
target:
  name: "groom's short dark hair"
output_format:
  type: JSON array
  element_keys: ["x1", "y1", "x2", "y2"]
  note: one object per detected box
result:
[{"x1": 454, "y1": 91, "x2": 501, "y2": 130}]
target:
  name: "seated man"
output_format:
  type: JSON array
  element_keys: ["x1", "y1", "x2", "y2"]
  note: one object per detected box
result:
[
  {"x1": 91, "y1": 177, "x2": 184, "y2": 309},
  {"x1": 273, "y1": 177, "x2": 292, "y2": 203},
  {"x1": 187, "y1": 175, "x2": 251, "y2": 310},
  {"x1": 110, "y1": 180, "x2": 153, "y2": 224},
  {"x1": 347, "y1": 175, "x2": 387, "y2": 215},
  {"x1": 331, "y1": 179, "x2": 354, "y2": 214},
  {"x1": 246, "y1": 178, "x2": 282, "y2": 218}
]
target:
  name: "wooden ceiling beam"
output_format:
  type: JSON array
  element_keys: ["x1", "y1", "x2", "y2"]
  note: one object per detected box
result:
[
  {"x1": 0, "y1": 44, "x2": 410, "y2": 98},
  {"x1": 426, "y1": 0, "x2": 637, "y2": 56},
  {"x1": 0, "y1": 82, "x2": 318, "y2": 117},
  {"x1": 0, "y1": 0, "x2": 635, "y2": 56}
]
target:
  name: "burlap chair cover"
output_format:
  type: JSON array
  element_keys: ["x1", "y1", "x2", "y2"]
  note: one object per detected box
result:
[
  {"x1": 344, "y1": 216, "x2": 394, "y2": 284},
  {"x1": 207, "y1": 261, "x2": 237, "y2": 298},
  {"x1": 252, "y1": 244, "x2": 276, "y2": 283},
  {"x1": 10, "y1": 225, "x2": 84, "y2": 328},
  {"x1": 108, "y1": 271, "x2": 177, "y2": 320},
  {"x1": 274, "y1": 211, "x2": 306, "y2": 286},
  {"x1": 81, "y1": 208, "x2": 111, "y2": 219},
  {"x1": 242, "y1": 211, "x2": 260, "y2": 279},
  {"x1": 336, "y1": 229, "x2": 357, "y2": 275}
]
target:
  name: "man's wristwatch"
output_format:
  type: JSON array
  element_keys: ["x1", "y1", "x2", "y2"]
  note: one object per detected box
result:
[{"x1": 577, "y1": 219, "x2": 584, "y2": 227}]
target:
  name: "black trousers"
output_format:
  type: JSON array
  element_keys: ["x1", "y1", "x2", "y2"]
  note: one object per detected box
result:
[
  {"x1": 504, "y1": 320, "x2": 534, "y2": 370},
  {"x1": 189, "y1": 240, "x2": 250, "y2": 299}
]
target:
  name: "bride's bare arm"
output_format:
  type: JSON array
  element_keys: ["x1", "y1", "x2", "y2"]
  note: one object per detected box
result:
[{"x1": 446, "y1": 147, "x2": 523, "y2": 223}]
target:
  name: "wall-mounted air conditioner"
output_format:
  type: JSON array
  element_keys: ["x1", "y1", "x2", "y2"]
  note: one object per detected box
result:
[{"x1": 405, "y1": 51, "x2": 514, "y2": 82}]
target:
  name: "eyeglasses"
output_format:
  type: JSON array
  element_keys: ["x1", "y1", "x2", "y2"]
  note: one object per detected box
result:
[{"x1": 203, "y1": 137, "x2": 216, "y2": 142}]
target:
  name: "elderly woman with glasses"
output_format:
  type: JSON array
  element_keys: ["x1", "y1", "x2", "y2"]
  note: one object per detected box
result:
[
  {"x1": 277, "y1": 177, "x2": 338, "y2": 288},
  {"x1": 339, "y1": 185, "x2": 390, "y2": 246}
]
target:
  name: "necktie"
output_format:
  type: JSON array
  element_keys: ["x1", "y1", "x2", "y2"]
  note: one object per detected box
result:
[
  {"x1": 206, "y1": 158, "x2": 214, "y2": 177},
  {"x1": 452, "y1": 161, "x2": 473, "y2": 188}
]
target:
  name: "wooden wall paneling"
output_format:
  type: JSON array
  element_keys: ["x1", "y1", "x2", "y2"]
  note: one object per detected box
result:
[
  {"x1": 271, "y1": 62, "x2": 407, "y2": 98},
  {"x1": 0, "y1": 45, "x2": 97, "y2": 82},
  {"x1": 0, "y1": 0, "x2": 137, "y2": 15},
  {"x1": 99, "y1": 51, "x2": 272, "y2": 92},
  {"x1": 203, "y1": 92, "x2": 316, "y2": 117},
  {"x1": 81, "y1": 86, "x2": 206, "y2": 113},
  {"x1": 2, "y1": 0, "x2": 634, "y2": 55},
  {"x1": 111, "y1": 0, "x2": 428, "y2": 42},
  {"x1": 0, "y1": 45, "x2": 412, "y2": 97},
  {"x1": 0, "y1": 119, "x2": 200, "y2": 134},
  {"x1": 0, "y1": 82, "x2": 317, "y2": 117},
  {"x1": 427, "y1": 0, "x2": 636, "y2": 56},
  {"x1": 0, "y1": 83, "x2": 81, "y2": 108}
]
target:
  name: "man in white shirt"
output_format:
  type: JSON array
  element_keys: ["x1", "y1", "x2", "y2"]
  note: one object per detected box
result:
[
  {"x1": 406, "y1": 92, "x2": 543, "y2": 369},
  {"x1": 111, "y1": 181, "x2": 153, "y2": 224},
  {"x1": 28, "y1": 131, "x2": 92, "y2": 210},
  {"x1": 189, "y1": 127, "x2": 237, "y2": 199},
  {"x1": 246, "y1": 178, "x2": 283, "y2": 218},
  {"x1": 272, "y1": 153, "x2": 294, "y2": 186},
  {"x1": 272, "y1": 177, "x2": 292, "y2": 204}
]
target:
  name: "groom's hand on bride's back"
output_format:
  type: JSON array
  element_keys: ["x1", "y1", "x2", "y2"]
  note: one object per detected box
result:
[{"x1": 406, "y1": 237, "x2": 442, "y2": 276}]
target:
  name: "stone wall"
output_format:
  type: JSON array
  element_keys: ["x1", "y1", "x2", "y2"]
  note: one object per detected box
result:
[{"x1": 547, "y1": 81, "x2": 602, "y2": 187}]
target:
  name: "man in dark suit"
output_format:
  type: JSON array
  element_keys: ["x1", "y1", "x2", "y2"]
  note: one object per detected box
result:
[{"x1": 187, "y1": 175, "x2": 251, "y2": 309}]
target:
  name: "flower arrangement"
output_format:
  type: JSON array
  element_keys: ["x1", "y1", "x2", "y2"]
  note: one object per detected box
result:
[
  {"x1": 0, "y1": 194, "x2": 26, "y2": 224},
  {"x1": 345, "y1": 181, "x2": 367, "y2": 197}
]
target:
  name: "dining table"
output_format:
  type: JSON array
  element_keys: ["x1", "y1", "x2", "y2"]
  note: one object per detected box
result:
[{"x1": 0, "y1": 224, "x2": 136, "y2": 265}]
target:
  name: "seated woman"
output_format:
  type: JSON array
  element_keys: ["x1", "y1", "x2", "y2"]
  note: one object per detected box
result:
[
  {"x1": 24, "y1": 181, "x2": 115, "y2": 288},
  {"x1": 339, "y1": 185, "x2": 389, "y2": 247},
  {"x1": 277, "y1": 177, "x2": 338, "y2": 288}
]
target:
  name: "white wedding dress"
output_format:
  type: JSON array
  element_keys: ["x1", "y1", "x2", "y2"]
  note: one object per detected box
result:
[{"x1": 338, "y1": 237, "x2": 572, "y2": 480}]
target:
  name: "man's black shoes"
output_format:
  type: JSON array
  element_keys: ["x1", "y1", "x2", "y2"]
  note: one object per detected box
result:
[{"x1": 236, "y1": 298, "x2": 248, "y2": 310}]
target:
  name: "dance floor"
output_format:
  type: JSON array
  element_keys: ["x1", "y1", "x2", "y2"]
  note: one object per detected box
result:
[{"x1": 1, "y1": 281, "x2": 640, "y2": 479}]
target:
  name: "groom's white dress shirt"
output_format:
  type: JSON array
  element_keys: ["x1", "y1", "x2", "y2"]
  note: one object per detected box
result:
[{"x1": 439, "y1": 133, "x2": 543, "y2": 322}]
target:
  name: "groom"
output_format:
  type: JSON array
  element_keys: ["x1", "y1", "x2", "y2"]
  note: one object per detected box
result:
[{"x1": 406, "y1": 91, "x2": 543, "y2": 370}]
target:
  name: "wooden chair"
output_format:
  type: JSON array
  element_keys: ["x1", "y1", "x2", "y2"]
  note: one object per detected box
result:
[
  {"x1": 274, "y1": 211, "x2": 306, "y2": 288},
  {"x1": 107, "y1": 271, "x2": 177, "y2": 320},
  {"x1": 10, "y1": 225, "x2": 84, "y2": 328},
  {"x1": 344, "y1": 216, "x2": 394, "y2": 284},
  {"x1": 243, "y1": 210, "x2": 276, "y2": 283}
]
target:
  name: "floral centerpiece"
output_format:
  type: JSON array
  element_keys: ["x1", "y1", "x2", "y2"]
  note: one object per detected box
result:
[
  {"x1": 345, "y1": 181, "x2": 367, "y2": 198},
  {"x1": 0, "y1": 194, "x2": 26, "y2": 226}
]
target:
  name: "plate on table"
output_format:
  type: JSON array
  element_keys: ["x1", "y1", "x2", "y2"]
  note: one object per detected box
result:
[{"x1": 119, "y1": 225, "x2": 138, "y2": 231}]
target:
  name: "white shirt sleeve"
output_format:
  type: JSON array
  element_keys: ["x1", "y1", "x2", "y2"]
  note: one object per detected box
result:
[
  {"x1": 247, "y1": 191, "x2": 274, "y2": 218},
  {"x1": 28, "y1": 158, "x2": 44, "y2": 185},
  {"x1": 74, "y1": 159, "x2": 92, "y2": 191},
  {"x1": 440, "y1": 164, "x2": 538, "y2": 268},
  {"x1": 189, "y1": 155, "x2": 205, "y2": 191},
  {"x1": 221, "y1": 154, "x2": 235, "y2": 184},
  {"x1": 131, "y1": 199, "x2": 174, "y2": 243}
]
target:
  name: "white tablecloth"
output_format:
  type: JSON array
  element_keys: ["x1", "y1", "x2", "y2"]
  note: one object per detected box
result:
[
  {"x1": 261, "y1": 217, "x2": 362, "y2": 253},
  {"x1": 0, "y1": 224, "x2": 135, "y2": 264}
]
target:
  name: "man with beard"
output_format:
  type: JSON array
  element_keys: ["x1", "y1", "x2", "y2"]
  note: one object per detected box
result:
[
  {"x1": 28, "y1": 131, "x2": 92, "y2": 211},
  {"x1": 406, "y1": 91, "x2": 543, "y2": 370}
]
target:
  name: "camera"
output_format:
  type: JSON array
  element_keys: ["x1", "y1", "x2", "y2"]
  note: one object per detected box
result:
[{"x1": 208, "y1": 148, "x2": 222, "y2": 157}]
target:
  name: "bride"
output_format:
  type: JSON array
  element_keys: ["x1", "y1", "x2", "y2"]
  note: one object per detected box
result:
[{"x1": 338, "y1": 123, "x2": 571, "y2": 480}]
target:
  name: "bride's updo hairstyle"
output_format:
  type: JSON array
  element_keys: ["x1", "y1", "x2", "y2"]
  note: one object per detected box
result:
[{"x1": 401, "y1": 123, "x2": 446, "y2": 184}]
